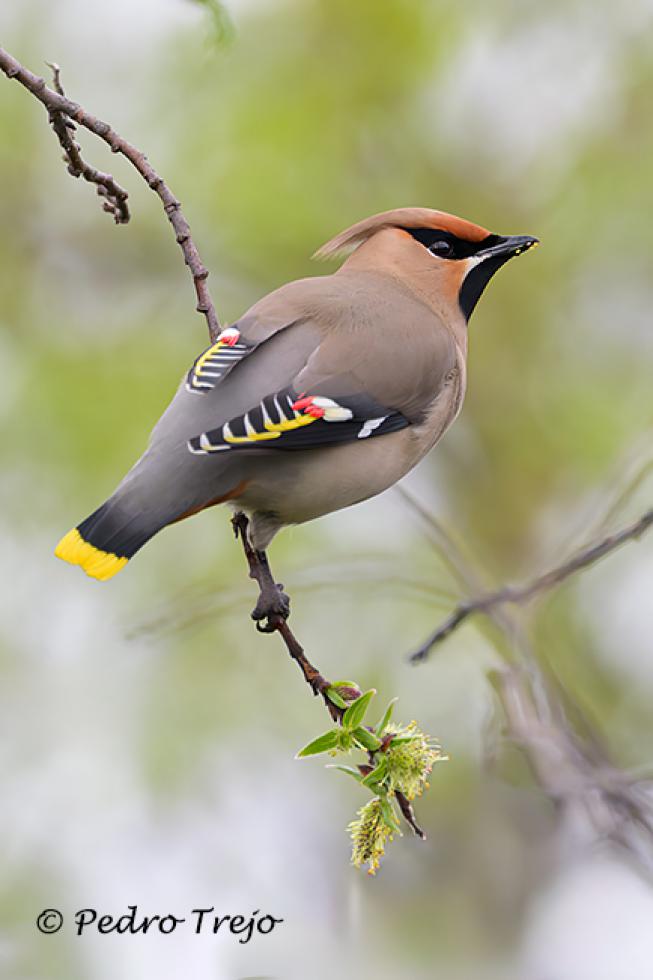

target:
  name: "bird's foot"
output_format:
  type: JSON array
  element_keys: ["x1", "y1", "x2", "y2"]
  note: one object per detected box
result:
[
  {"x1": 231, "y1": 512, "x2": 289, "y2": 631},
  {"x1": 251, "y1": 582, "x2": 290, "y2": 632}
]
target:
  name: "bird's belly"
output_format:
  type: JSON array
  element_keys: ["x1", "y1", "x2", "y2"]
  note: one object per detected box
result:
[
  {"x1": 232, "y1": 363, "x2": 465, "y2": 537},
  {"x1": 234, "y1": 429, "x2": 410, "y2": 523},
  {"x1": 233, "y1": 424, "x2": 434, "y2": 528}
]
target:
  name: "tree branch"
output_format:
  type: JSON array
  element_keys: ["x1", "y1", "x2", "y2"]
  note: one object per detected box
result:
[
  {"x1": 410, "y1": 507, "x2": 653, "y2": 663},
  {"x1": 276, "y1": 621, "x2": 341, "y2": 719},
  {"x1": 230, "y1": 512, "x2": 342, "y2": 722},
  {"x1": 0, "y1": 46, "x2": 221, "y2": 341},
  {"x1": 44, "y1": 61, "x2": 130, "y2": 224},
  {"x1": 230, "y1": 513, "x2": 430, "y2": 841},
  {"x1": 400, "y1": 485, "x2": 653, "y2": 868}
]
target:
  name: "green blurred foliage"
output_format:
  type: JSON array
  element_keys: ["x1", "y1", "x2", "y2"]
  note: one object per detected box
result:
[{"x1": 1, "y1": 1, "x2": 653, "y2": 977}]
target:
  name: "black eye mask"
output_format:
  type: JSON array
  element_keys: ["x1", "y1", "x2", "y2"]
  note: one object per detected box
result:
[{"x1": 405, "y1": 228, "x2": 502, "y2": 260}]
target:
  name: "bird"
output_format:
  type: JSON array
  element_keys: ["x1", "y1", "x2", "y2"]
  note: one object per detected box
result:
[{"x1": 55, "y1": 207, "x2": 537, "y2": 622}]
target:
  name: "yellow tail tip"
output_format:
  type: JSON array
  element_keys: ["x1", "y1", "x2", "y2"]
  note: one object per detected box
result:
[{"x1": 55, "y1": 528, "x2": 128, "y2": 581}]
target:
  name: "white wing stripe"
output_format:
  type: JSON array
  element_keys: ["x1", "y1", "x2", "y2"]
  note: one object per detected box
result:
[{"x1": 358, "y1": 417, "x2": 387, "y2": 439}]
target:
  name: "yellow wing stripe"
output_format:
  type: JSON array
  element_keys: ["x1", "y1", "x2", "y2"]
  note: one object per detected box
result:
[
  {"x1": 223, "y1": 412, "x2": 318, "y2": 444},
  {"x1": 55, "y1": 528, "x2": 128, "y2": 581},
  {"x1": 194, "y1": 340, "x2": 225, "y2": 378},
  {"x1": 224, "y1": 430, "x2": 281, "y2": 443},
  {"x1": 264, "y1": 414, "x2": 317, "y2": 433}
]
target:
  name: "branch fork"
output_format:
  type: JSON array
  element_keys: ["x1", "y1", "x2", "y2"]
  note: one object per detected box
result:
[
  {"x1": 410, "y1": 508, "x2": 653, "y2": 663},
  {"x1": 0, "y1": 46, "x2": 220, "y2": 340}
]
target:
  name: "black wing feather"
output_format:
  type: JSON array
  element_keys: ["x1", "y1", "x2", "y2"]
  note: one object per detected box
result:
[{"x1": 188, "y1": 386, "x2": 409, "y2": 455}]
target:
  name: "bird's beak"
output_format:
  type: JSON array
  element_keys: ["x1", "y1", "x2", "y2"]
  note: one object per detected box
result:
[
  {"x1": 459, "y1": 233, "x2": 539, "y2": 321},
  {"x1": 476, "y1": 234, "x2": 539, "y2": 261}
]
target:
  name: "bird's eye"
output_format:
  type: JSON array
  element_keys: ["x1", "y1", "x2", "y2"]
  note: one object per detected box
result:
[{"x1": 428, "y1": 239, "x2": 454, "y2": 258}]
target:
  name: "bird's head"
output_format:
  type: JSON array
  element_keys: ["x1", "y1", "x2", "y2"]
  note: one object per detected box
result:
[{"x1": 315, "y1": 207, "x2": 538, "y2": 323}]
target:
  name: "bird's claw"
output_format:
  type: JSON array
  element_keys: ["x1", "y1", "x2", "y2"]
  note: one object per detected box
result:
[
  {"x1": 255, "y1": 619, "x2": 281, "y2": 634},
  {"x1": 251, "y1": 583, "x2": 290, "y2": 632}
]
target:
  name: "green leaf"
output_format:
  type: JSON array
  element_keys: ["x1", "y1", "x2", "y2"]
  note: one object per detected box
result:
[
  {"x1": 361, "y1": 757, "x2": 388, "y2": 791},
  {"x1": 337, "y1": 729, "x2": 354, "y2": 752},
  {"x1": 325, "y1": 686, "x2": 348, "y2": 709},
  {"x1": 375, "y1": 697, "x2": 398, "y2": 737},
  {"x1": 380, "y1": 797, "x2": 399, "y2": 831},
  {"x1": 330, "y1": 679, "x2": 359, "y2": 690},
  {"x1": 353, "y1": 726, "x2": 382, "y2": 752},
  {"x1": 326, "y1": 764, "x2": 363, "y2": 783},
  {"x1": 342, "y1": 689, "x2": 376, "y2": 730},
  {"x1": 296, "y1": 729, "x2": 340, "y2": 758}
]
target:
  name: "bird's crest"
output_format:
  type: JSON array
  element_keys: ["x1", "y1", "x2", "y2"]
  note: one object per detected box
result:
[{"x1": 314, "y1": 207, "x2": 490, "y2": 259}]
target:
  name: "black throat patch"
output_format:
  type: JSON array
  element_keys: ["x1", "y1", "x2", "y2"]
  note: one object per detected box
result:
[{"x1": 404, "y1": 228, "x2": 508, "y2": 321}]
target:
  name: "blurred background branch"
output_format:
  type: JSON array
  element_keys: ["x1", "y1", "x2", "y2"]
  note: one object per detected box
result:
[
  {"x1": 399, "y1": 475, "x2": 653, "y2": 874},
  {"x1": 410, "y1": 505, "x2": 653, "y2": 662},
  {"x1": 187, "y1": 0, "x2": 235, "y2": 46}
]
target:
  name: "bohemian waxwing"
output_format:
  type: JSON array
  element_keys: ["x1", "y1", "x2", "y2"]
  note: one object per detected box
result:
[{"x1": 56, "y1": 207, "x2": 537, "y2": 604}]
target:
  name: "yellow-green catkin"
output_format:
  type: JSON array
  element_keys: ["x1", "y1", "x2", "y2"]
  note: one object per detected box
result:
[
  {"x1": 348, "y1": 798, "x2": 398, "y2": 875},
  {"x1": 384, "y1": 722, "x2": 447, "y2": 800}
]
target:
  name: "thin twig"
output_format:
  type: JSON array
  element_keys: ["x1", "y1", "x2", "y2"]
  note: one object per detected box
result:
[
  {"x1": 395, "y1": 790, "x2": 426, "y2": 839},
  {"x1": 230, "y1": 512, "x2": 342, "y2": 721},
  {"x1": 44, "y1": 61, "x2": 130, "y2": 223},
  {"x1": 410, "y1": 508, "x2": 653, "y2": 663},
  {"x1": 0, "y1": 46, "x2": 221, "y2": 341},
  {"x1": 231, "y1": 516, "x2": 428, "y2": 840},
  {"x1": 276, "y1": 621, "x2": 342, "y2": 722}
]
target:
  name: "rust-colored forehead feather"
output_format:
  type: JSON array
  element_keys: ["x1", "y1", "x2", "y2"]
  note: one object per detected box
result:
[{"x1": 314, "y1": 207, "x2": 490, "y2": 259}]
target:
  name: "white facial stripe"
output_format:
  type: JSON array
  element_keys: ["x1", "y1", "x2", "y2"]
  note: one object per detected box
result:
[{"x1": 464, "y1": 253, "x2": 487, "y2": 272}]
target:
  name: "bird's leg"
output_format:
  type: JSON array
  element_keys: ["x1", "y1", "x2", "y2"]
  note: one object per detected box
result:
[
  {"x1": 232, "y1": 512, "x2": 290, "y2": 632},
  {"x1": 250, "y1": 548, "x2": 291, "y2": 630}
]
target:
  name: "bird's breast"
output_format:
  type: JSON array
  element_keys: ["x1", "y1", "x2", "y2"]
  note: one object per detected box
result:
[{"x1": 410, "y1": 350, "x2": 467, "y2": 458}]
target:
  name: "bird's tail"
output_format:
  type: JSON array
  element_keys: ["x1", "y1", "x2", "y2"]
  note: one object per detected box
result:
[{"x1": 55, "y1": 496, "x2": 164, "y2": 581}]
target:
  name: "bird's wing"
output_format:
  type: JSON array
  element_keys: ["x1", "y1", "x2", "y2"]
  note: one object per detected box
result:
[
  {"x1": 184, "y1": 311, "x2": 299, "y2": 395},
  {"x1": 188, "y1": 384, "x2": 408, "y2": 454},
  {"x1": 186, "y1": 306, "x2": 458, "y2": 456}
]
